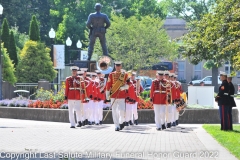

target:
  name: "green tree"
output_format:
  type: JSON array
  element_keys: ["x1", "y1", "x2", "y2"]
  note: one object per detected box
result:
[
  {"x1": 0, "y1": 0, "x2": 51, "y2": 42},
  {"x1": 164, "y1": 0, "x2": 216, "y2": 22},
  {"x1": 16, "y1": 41, "x2": 57, "y2": 83},
  {"x1": 93, "y1": 15, "x2": 178, "y2": 71},
  {"x1": 1, "y1": 44, "x2": 17, "y2": 85},
  {"x1": 1, "y1": 18, "x2": 10, "y2": 51},
  {"x1": 182, "y1": 0, "x2": 240, "y2": 90},
  {"x1": 29, "y1": 15, "x2": 40, "y2": 41},
  {"x1": 8, "y1": 31, "x2": 18, "y2": 67},
  {"x1": 10, "y1": 25, "x2": 29, "y2": 55}
]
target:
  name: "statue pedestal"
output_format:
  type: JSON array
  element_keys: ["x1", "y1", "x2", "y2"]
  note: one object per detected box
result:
[{"x1": 73, "y1": 60, "x2": 96, "y2": 72}]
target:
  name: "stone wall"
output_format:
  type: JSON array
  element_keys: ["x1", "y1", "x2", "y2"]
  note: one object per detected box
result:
[{"x1": 0, "y1": 107, "x2": 238, "y2": 124}]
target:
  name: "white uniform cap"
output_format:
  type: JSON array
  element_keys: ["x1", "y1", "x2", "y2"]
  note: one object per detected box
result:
[
  {"x1": 70, "y1": 66, "x2": 79, "y2": 70},
  {"x1": 164, "y1": 70, "x2": 170, "y2": 75},
  {"x1": 77, "y1": 71, "x2": 84, "y2": 74},
  {"x1": 220, "y1": 71, "x2": 227, "y2": 76},
  {"x1": 157, "y1": 71, "x2": 164, "y2": 75},
  {"x1": 80, "y1": 68, "x2": 88, "y2": 72}
]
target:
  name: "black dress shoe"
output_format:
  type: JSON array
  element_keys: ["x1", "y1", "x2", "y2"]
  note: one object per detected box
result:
[
  {"x1": 162, "y1": 124, "x2": 166, "y2": 130},
  {"x1": 156, "y1": 128, "x2": 161, "y2": 131},
  {"x1": 88, "y1": 122, "x2": 92, "y2": 125},
  {"x1": 96, "y1": 123, "x2": 99, "y2": 125},
  {"x1": 85, "y1": 119, "x2": 88, "y2": 125},
  {"x1": 134, "y1": 120, "x2": 138, "y2": 125},
  {"x1": 120, "y1": 124, "x2": 124, "y2": 130},
  {"x1": 176, "y1": 120, "x2": 179, "y2": 125},
  {"x1": 70, "y1": 126, "x2": 75, "y2": 128},
  {"x1": 129, "y1": 120, "x2": 133, "y2": 125},
  {"x1": 172, "y1": 122, "x2": 176, "y2": 126},
  {"x1": 115, "y1": 127, "x2": 120, "y2": 131},
  {"x1": 167, "y1": 123, "x2": 171, "y2": 128},
  {"x1": 92, "y1": 122, "x2": 95, "y2": 125},
  {"x1": 82, "y1": 121, "x2": 85, "y2": 126},
  {"x1": 100, "y1": 121, "x2": 102, "y2": 125},
  {"x1": 125, "y1": 122, "x2": 129, "y2": 126},
  {"x1": 77, "y1": 121, "x2": 82, "y2": 127}
]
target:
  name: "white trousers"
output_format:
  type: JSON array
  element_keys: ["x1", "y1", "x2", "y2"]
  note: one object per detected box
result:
[
  {"x1": 68, "y1": 100, "x2": 82, "y2": 126},
  {"x1": 83, "y1": 103, "x2": 89, "y2": 121},
  {"x1": 165, "y1": 104, "x2": 173, "y2": 123},
  {"x1": 111, "y1": 98, "x2": 125, "y2": 128},
  {"x1": 171, "y1": 104, "x2": 176, "y2": 123},
  {"x1": 93, "y1": 101, "x2": 99, "y2": 124},
  {"x1": 132, "y1": 102, "x2": 138, "y2": 120},
  {"x1": 98, "y1": 100, "x2": 104, "y2": 121},
  {"x1": 125, "y1": 103, "x2": 132, "y2": 122},
  {"x1": 153, "y1": 104, "x2": 166, "y2": 128},
  {"x1": 88, "y1": 100, "x2": 94, "y2": 122}
]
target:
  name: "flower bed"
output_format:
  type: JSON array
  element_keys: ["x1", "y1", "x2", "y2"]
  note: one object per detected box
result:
[{"x1": 0, "y1": 96, "x2": 29, "y2": 107}]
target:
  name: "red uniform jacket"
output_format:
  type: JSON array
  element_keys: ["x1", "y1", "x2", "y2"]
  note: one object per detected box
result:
[
  {"x1": 80, "y1": 80, "x2": 91, "y2": 103},
  {"x1": 106, "y1": 71, "x2": 128, "y2": 99},
  {"x1": 96, "y1": 77, "x2": 106, "y2": 100},
  {"x1": 65, "y1": 76, "x2": 82, "y2": 100},
  {"x1": 150, "y1": 79, "x2": 168, "y2": 104},
  {"x1": 131, "y1": 79, "x2": 144, "y2": 102},
  {"x1": 126, "y1": 81, "x2": 136, "y2": 104},
  {"x1": 175, "y1": 81, "x2": 182, "y2": 100},
  {"x1": 171, "y1": 81, "x2": 176, "y2": 101}
]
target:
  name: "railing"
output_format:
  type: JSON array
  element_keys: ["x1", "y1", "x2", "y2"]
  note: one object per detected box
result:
[{"x1": 15, "y1": 83, "x2": 63, "y2": 99}]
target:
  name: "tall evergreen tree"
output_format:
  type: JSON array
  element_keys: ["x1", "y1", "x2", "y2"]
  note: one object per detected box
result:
[
  {"x1": 1, "y1": 44, "x2": 17, "y2": 85},
  {"x1": 1, "y1": 18, "x2": 10, "y2": 51},
  {"x1": 8, "y1": 31, "x2": 18, "y2": 67},
  {"x1": 29, "y1": 15, "x2": 40, "y2": 41},
  {"x1": 16, "y1": 40, "x2": 57, "y2": 83}
]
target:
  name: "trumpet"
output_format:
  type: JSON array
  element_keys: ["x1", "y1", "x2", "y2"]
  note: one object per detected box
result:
[{"x1": 136, "y1": 78, "x2": 141, "y2": 97}]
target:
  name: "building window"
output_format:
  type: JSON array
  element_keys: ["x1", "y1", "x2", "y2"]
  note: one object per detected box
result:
[
  {"x1": 225, "y1": 61, "x2": 233, "y2": 75},
  {"x1": 178, "y1": 61, "x2": 185, "y2": 80},
  {"x1": 194, "y1": 62, "x2": 202, "y2": 79}
]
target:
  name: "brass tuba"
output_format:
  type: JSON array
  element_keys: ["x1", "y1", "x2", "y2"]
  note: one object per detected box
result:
[{"x1": 96, "y1": 56, "x2": 114, "y2": 74}]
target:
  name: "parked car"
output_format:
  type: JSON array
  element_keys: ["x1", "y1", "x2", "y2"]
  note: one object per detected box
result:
[
  {"x1": 138, "y1": 76, "x2": 152, "y2": 90},
  {"x1": 190, "y1": 76, "x2": 221, "y2": 85}
]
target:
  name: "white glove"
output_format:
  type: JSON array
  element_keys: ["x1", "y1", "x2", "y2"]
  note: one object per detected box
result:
[
  {"x1": 120, "y1": 84, "x2": 129, "y2": 91},
  {"x1": 106, "y1": 91, "x2": 110, "y2": 100}
]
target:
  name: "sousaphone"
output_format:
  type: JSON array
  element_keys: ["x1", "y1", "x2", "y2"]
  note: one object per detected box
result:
[{"x1": 96, "y1": 56, "x2": 114, "y2": 74}]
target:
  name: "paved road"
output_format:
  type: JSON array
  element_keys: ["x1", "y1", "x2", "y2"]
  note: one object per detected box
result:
[{"x1": 0, "y1": 118, "x2": 238, "y2": 160}]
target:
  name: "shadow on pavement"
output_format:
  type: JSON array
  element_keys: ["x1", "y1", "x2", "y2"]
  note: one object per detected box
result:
[{"x1": 80, "y1": 125, "x2": 110, "y2": 130}]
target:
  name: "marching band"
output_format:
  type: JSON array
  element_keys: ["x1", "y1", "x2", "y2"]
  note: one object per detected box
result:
[{"x1": 65, "y1": 61, "x2": 185, "y2": 131}]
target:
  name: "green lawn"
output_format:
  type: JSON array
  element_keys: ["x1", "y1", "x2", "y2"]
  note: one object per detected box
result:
[{"x1": 203, "y1": 124, "x2": 240, "y2": 160}]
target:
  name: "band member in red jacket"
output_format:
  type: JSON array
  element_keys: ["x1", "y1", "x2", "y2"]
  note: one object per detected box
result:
[
  {"x1": 96, "y1": 70, "x2": 106, "y2": 125},
  {"x1": 65, "y1": 66, "x2": 82, "y2": 128},
  {"x1": 106, "y1": 61, "x2": 129, "y2": 131},
  {"x1": 174, "y1": 74, "x2": 182, "y2": 126},
  {"x1": 164, "y1": 71, "x2": 176, "y2": 128},
  {"x1": 170, "y1": 73, "x2": 177, "y2": 126},
  {"x1": 130, "y1": 72, "x2": 143, "y2": 125},
  {"x1": 150, "y1": 71, "x2": 168, "y2": 131},
  {"x1": 80, "y1": 68, "x2": 92, "y2": 125}
]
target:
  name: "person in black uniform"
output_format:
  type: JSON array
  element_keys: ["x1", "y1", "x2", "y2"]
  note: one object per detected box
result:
[
  {"x1": 227, "y1": 75, "x2": 236, "y2": 130},
  {"x1": 215, "y1": 71, "x2": 231, "y2": 130}
]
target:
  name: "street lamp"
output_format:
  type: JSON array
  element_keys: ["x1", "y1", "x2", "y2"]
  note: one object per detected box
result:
[
  {"x1": 0, "y1": 4, "x2": 4, "y2": 100},
  {"x1": 66, "y1": 37, "x2": 72, "y2": 64},
  {"x1": 76, "y1": 40, "x2": 82, "y2": 60},
  {"x1": 48, "y1": 28, "x2": 55, "y2": 62}
]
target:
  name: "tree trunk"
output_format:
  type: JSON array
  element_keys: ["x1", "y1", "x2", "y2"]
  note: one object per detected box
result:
[{"x1": 212, "y1": 66, "x2": 218, "y2": 92}]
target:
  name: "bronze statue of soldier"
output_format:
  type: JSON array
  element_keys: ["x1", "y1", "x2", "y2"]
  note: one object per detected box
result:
[{"x1": 87, "y1": 3, "x2": 111, "y2": 61}]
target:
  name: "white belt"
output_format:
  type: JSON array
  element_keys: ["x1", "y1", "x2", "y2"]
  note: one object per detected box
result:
[
  {"x1": 223, "y1": 93, "x2": 228, "y2": 95},
  {"x1": 69, "y1": 88, "x2": 81, "y2": 90},
  {"x1": 154, "y1": 91, "x2": 166, "y2": 93}
]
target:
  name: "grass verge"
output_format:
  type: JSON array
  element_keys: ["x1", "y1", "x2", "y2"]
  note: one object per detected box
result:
[{"x1": 203, "y1": 124, "x2": 240, "y2": 159}]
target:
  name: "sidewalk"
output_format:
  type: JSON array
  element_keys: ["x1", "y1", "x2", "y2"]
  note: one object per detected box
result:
[{"x1": 0, "y1": 118, "x2": 238, "y2": 160}]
